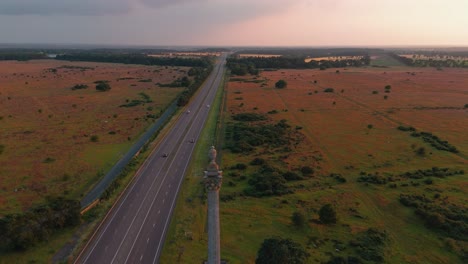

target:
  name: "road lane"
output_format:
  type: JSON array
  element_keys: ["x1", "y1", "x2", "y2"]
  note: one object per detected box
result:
[{"x1": 75, "y1": 53, "x2": 226, "y2": 264}]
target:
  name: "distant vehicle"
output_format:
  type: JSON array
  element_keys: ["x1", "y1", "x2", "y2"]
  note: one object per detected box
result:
[
  {"x1": 206, "y1": 104, "x2": 210, "y2": 108},
  {"x1": 162, "y1": 153, "x2": 168, "y2": 157},
  {"x1": 187, "y1": 110, "x2": 190, "y2": 114},
  {"x1": 189, "y1": 138, "x2": 195, "y2": 143}
]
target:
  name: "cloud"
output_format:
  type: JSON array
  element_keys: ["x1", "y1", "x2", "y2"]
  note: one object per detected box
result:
[
  {"x1": 0, "y1": 0, "x2": 203, "y2": 16},
  {"x1": 0, "y1": 0, "x2": 132, "y2": 16}
]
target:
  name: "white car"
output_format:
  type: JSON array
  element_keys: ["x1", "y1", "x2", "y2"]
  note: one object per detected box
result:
[
  {"x1": 187, "y1": 110, "x2": 190, "y2": 114},
  {"x1": 206, "y1": 104, "x2": 210, "y2": 108}
]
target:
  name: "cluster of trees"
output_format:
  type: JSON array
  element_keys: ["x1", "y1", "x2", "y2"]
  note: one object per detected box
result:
[
  {"x1": 399, "y1": 194, "x2": 467, "y2": 241},
  {"x1": 71, "y1": 84, "x2": 88, "y2": 90},
  {"x1": 225, "y1": 117, "x2": 293, "y2": 153},
  {"x1": 398, "y1": 126, "x2": 459, "y2": 153},
  {"x1": 399, "y1": 167, "x2": 464, "y2": 179},
  {"x1": 275, "y1": 80, "x2": 287, "y2": 89},
  {"x1": 0, "y1": 197, "x2": 80, "y2": 251},
  {"x1": 235, "y1": 48, "x2": 380, "y2": 58},
  {"x1": 158, "y1": 76, "x2": 191, "y2": 88},
  {"x1": 55, "y1": 53, "x2": 212, "y2": 67},
  {"x1": 256, "y1": 237, "x2": 309, "y2": 264},
  {"x1": 358, "y1": 167, "x2": 463, "y2": 185},
  {"x1": 389, "y1": 52, "x2": 468, "y2": 68},
  {"x1": 349, "y1": 228, "x2": 388, "y2": 262},
  {"x1": 120, "y1": 92, "x2": 153, "y2": 107},
  {"x1": 227, "y1": 55, "x2": 370, "y2": 75},
  {"x1": 176, "y1": 66, "x2": 212, "y2": 106},
  {"x1": 95, "y1": 81, "x2": 111, "y2": 92},
  {"x1": 411, "y1": 131, "x2": 459, "y2": 153},
  {"x1": 228, "y1": 62, "x2": 259, "y2": 75}
]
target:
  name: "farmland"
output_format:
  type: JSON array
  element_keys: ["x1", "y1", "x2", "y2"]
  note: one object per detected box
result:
[
  {"x1": 0, "y1": 60, "x2": 187, "y2": 215},
  {"x1": 162, "y1": 65, "x2": 467, "y2": 263}
]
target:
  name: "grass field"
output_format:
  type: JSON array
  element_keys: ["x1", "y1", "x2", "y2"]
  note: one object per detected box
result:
[
  {"x1": 162, "y1": 63, "x2": 467, "y2": 263},
  {"x1": 0, "y1": 60, "x2": 187, "y2": 215}
]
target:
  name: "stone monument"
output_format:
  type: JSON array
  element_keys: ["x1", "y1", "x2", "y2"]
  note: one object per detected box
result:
[{"x1": 204, "y1": 146, "x2": 223, "y2": 264}]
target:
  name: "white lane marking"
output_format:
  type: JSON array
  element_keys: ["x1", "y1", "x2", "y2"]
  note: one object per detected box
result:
[
  {"x1": 140, "y1": 255, "x2": 143, "y2": 261},
  {"x1": 152, "y1": 58, "x2": 226, "y2": 264},
  {"x1": 158, "y1": 210, "x2": 160, "y2": 214},
  {"x1": 123, "y1": 128, "x2": 197, "y2": 264},
  {"x1": 147, "y1": 238, "x2": 150, "y2": 244},
  {"x1": 153, "y1": 223, "x2": 156, "y2": 228},
  {"x1": 165, "y1": 191, "x2": 168, "y2": 196},
  {"x1": 79, "y1": 118, "x2": 176, "y2": 263}
]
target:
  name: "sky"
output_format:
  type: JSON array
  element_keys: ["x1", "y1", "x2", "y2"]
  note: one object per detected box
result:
[{"x1": 0, "y1": 0, "x2": 467, "y2": 46}]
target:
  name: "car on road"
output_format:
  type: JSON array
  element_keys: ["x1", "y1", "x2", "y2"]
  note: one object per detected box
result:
[
  {"x1": 189, "y1": 138, "x2": 195, "y2": 143},
  {"x1": 187, "y1": 110, "x2": 190, "y2": 114},
  {"x1": 162, "y1": 153, "x2": 168, "y2": 157},
  {"x1": 206, "y1": 104, "x2": 210, "y2": 108}
]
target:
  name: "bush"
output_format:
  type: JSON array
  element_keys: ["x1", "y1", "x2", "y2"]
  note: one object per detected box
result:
[
  {"x1": 324, "y1": 88, "x2": 334, "y2": 93},
  {"x1": 90, "y1": 135, "x2": 99, "y2": 142},
  {"x1": 256, "y1": 237, "x2": 309, "y2": 264},
  {"x1": 96, "y1": 82, "x2": 111, "y2": 91},
  {"x1": 275, "y1": 80, "x2": 287, "y2": 89},
  {"x1": 301, "y1": 166, "x2": 314, "y2": 175},
  {"x1": 319, "y1": 204, "x2": 337, "y2": 224},
  {"x1": 292, "y1": 211, "x2": 306, "y2": 227},
  {"x1": 250, "y1": 158, "x2": 266, "y2": 165}
]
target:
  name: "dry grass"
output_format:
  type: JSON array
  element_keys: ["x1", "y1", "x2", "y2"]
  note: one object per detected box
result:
[{"x1": 0, "y1": 60, "x2": 186, "y2": 215}]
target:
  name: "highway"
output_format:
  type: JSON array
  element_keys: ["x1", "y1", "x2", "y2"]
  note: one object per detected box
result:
[{"x1": 75, "y1": 53, "x2": 227, "y2": 264}]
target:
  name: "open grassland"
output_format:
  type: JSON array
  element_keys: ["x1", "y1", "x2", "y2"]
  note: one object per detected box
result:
[
  {"x1": 0, "y1": 60, "x2": 187, "y2": 215},
  {"x1": 163, "y1": 64, "x2": 467, "y2": 263},
  {"x1": 220, "y1": 67, "x2": 467, "y2": 263}
]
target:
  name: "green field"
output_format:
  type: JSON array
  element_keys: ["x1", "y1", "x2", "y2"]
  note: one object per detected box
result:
[{"x1": 161, "y1": 64, "x2": 467, "y2": 263}]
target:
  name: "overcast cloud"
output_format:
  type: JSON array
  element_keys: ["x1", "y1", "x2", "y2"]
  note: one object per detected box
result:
[{"x1": 0, "y1": 0, "x2": 466, "y2": 46}]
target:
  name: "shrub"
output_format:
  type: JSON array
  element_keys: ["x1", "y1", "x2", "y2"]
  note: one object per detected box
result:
[
  {"x1": 292, "y1": 211, "x2": 306, "y2": 227},
  {"x1": 319, "y1": 204, "x2": 337, "y2": 224},
  {"x1": 90, "y1": 135, "x2": 99, "y2": 142},
  {"x1": 323, "y1": 88, "x2": 334, "y2": 93},
  {"x1": 256, "y1": 237, "x2": 309, "y2": 264},
  {"x1": 96, "y1": 82, "x2": 111, "y2": 92},
  {"x1": 301, "y1": 166, "x2": 314, "y2": 175},
  {"x1": 233, "y1": 163, "x2": 247, "y2": 170},
  {"x1": 71, "y1": 84, "x2": 88, "y2": 90},
  {"x1": 275, "y1": 80, "x2": 287, "y2": 89},
  {"x1": 250, "y1": 158, "x2": 266, "y2": 165}
]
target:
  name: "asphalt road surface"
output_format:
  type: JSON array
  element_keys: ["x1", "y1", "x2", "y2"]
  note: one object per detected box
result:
[{"x1": 75, "y1": 53, "x2": 227, "y2": 264}]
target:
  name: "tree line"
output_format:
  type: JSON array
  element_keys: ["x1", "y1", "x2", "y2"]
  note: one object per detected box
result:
[
  {"x1": 0, "y1": 197, "x2": 80, "y2": 252},
  {"x1": 56, "y1": 53, "x2": 212, "y2": 68},
  {"x1": 0, "y1": 52, "x2": 48, "y2": 61},
  {"x1": 227, "y1": 56, "x2": 370, "y2": 75}
]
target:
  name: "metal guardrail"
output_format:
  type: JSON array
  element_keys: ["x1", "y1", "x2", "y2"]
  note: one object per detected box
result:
[{"x1": 80, "y1": 101, "x2": 178, "y2": 209}]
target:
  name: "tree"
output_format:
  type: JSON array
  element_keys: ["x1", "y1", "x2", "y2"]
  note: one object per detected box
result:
[
  {"x1": 256, "y1": 237, "x2": 309, "y2": 264},
  {"x1": 275, "y1": 80, "x2": 287, "y2": 89},
  {"x1": 96, "y1": 82, "x2": 111, "y2": 92},
  {"x1": 292, "y1": 211, "x2": 306, "y2": 228},
  {"x1": 319, "y1": 204, "x2": 337, "y2": 224}
]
